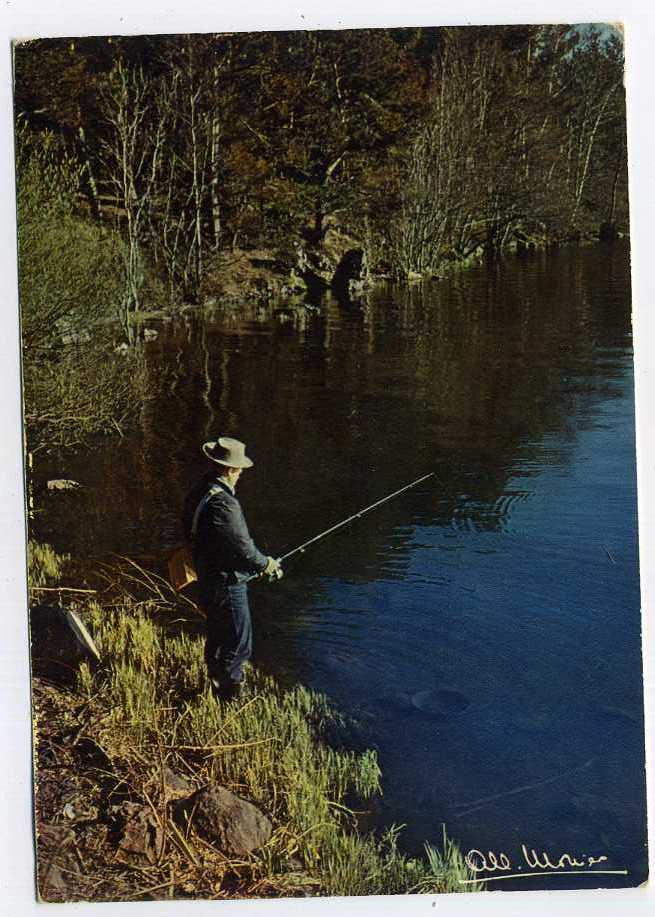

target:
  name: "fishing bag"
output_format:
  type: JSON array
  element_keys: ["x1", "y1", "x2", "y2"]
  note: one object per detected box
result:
[{"x1": 167, "y1": 485, "x2": 222, "y2": 591}]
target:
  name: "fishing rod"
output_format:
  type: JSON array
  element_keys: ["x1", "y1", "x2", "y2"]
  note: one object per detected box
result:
[
  {"x1": 257, "y1": 472, "x2": 436, "y2": 579},
  {"x1": 169, "y1": 472, "x2": 436, "y2": 591}
]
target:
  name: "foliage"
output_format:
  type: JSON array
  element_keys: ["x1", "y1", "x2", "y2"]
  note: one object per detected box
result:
[
  {"x1": 15, "y1": 120, "x2": 148, "y2": 453},
  {"x1": 22, "y1": 339, "x2": 147, "y2": 453},
  {"x1": 388, "y1": 25, "x2": 627, "y2": 275},
  {"x1": 422, "y1": 830, "x2": 485, "y2": 892},
  {"x1": 14, "y1": 26, "x2": 628, "y2": 292},
  {"x1": 16, "y1": 120, "x2": 125, "y2": 348}
]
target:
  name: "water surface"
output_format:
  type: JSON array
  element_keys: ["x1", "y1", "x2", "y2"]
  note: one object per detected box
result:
[{"x1": 39, "y1": 242, "x2": 647, "y2": 890}]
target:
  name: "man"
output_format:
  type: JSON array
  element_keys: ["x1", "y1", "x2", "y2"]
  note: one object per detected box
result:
[{"x1": 183, "y1": 437, "x2": 282, "y2": 701}]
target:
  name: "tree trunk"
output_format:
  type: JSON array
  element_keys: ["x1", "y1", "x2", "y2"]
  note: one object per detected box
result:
[
  {"x1": 77, "y1": 124, "x2": 102, "y2": 218},
  {"x1": 210, "y1": 68, "x2": 222, "y2": 252}
]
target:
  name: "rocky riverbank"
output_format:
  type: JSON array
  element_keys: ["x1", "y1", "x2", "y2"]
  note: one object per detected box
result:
[{"x1": 29, "y1": 546, "x2": 481, "y2": 902}]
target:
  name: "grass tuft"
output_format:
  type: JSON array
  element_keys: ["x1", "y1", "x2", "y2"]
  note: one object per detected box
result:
[{"x1": 27, "y1": 539, "x2": 68, "y2": 588}]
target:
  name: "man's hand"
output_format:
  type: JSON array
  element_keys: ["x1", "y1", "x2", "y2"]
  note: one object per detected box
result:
[{"x1": 264, "y1": 556, "x2": 283, "y2": 581}]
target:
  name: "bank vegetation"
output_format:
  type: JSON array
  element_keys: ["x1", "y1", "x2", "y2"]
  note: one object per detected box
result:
[{"x1": 30, "y1": 543, "x2": 481, "y2": 901}]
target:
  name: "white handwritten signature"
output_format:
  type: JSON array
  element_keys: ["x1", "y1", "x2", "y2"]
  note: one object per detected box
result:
[{"x1": 459, "y1": 846, "x2": 627, "y2": 883}]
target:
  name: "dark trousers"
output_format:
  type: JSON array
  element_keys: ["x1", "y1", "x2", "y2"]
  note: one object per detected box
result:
[{"x1": 204, "y1": 583, "x2": 252, "y2": 691}]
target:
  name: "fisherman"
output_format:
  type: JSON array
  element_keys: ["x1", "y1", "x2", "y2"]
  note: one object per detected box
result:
[{"x1": 183, "y1": 437, "x2": 282, "y2": 701}]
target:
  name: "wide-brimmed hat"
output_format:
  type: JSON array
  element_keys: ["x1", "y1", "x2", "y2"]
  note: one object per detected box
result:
[{"x1": 202, "y1": 437, "x2": 254, "y2": 468}]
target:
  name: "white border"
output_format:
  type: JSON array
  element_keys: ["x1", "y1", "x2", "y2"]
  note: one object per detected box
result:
[{"x1": 1, "y1": 3, "x2": 653, "y2": 915}]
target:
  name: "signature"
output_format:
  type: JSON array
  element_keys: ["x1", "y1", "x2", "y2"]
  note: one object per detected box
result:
[{"x1": 460, "y1": 845, "x2": 628, "y2": 884}]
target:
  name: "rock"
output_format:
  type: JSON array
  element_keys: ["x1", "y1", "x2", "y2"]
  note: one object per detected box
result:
[
  {"x1": 295, "y1": 227, "x2": 364, "y2": 294},
  {"x1": 176, "y1": 784, "x2": 272, "y2": 856},
  {"x1": 162, "y1": 766, "x2": 192, "y2": 800},
  {"x1": 63, "y1": 799, "x2": 99, "y2": 821},
  {"x1": 47, "y1": 479, "x2": 80, "y2": 491},
  {"x1": 63, "y1": 802, "x2": 76, "y2": 819},
  {"x1": 202, "y1": 249, "x2": 287, "y2": 303},
  {"x1": 36, "y1": 823, "x2": 78, "y2": 901},
  {"x1": 331, "y1": 248, "x2": 365, "y2": 298},
  {"x1": 116, "y1": 802, "x2": 164, "y2": 865},
  {"x1": 30, "y1": 605, "x2": 99, "y2": 680}
]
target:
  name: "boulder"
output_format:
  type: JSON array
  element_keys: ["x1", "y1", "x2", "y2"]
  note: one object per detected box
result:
[
  {"x1": 331, "y1": 248, "x2": 365, "y2": 299},
  {"x1": 115, "y1": 802, "x2": 164, "y2": 865},
  {"x1": 176, "y1": 784, "x2": 272, "y2": 856},
  {"x1": 297, "y1": 228, "x2": 365, "y2": 294},
  {"x1": 30, "y1": 605, "x2": 100, "y2": 680},
  {"x1": 201, "y1": 249, "x2": 287, "y2": 303}
]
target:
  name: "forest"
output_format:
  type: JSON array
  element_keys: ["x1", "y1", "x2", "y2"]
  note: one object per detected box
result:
[
  {"x1": 15, "y1": 26, "x2": 627, "y2": 304},
  {"x1": 15, "y1": 24, "x2": 627, "y2": 453}
]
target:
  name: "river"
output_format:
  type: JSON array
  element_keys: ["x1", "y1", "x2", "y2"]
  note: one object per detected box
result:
[{"x1": 38, "y1": 240, "x2": 647, "y2": 891}]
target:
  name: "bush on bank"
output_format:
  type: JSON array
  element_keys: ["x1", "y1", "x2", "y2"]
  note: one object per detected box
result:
[{"x1": 16, "y1": 121, "x2": 148, "y2": 455}]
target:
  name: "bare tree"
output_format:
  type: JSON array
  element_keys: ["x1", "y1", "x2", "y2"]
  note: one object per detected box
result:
[
  {"x1": 389, "y1": 26, "x2": 609, "y2": 276},
  {"x1": 146, "y1": 36, "x2": 219, "y2": 301},
  {"x1": 565, "y1": 44, "x2": 622, "y2": 228},
  {"x1": 99, "y1": 58, "x2": 168, "y2": 337}
]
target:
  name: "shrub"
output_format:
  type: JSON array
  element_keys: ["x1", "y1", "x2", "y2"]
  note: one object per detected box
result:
[
  {"x1": 15, "y1": 121, "x2": 148, "y2": 454},
  {"x1": 15, "y1": 120, "x2": 125, "y2": 349}
]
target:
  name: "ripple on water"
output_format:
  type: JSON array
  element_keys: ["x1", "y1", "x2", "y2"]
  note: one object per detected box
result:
[{"x1": 450, "y1": 490, "x2": 533, "y2": 534}]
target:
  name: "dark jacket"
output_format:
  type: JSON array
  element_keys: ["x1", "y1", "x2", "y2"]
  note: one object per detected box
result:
[{"x1": 183, "y1": 473, "x2": 268, "y2": 604}]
